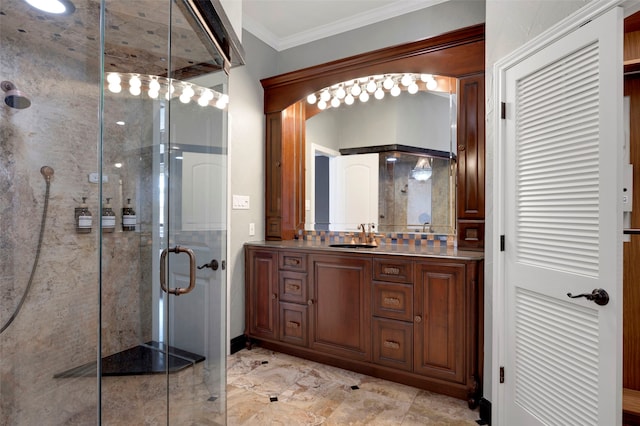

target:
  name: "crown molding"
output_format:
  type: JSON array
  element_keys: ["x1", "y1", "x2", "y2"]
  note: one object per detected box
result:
[{"x1": 243, "y1": 0, "x2": 448, "y2": 51}]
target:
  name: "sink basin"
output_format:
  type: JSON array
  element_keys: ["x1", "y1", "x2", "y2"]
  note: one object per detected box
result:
[{"x1": 329, "y1": 243, "x2": 377, "y2": 249}]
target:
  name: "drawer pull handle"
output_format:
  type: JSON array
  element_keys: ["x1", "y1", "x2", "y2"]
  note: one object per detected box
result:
[
  {"x1": 285, "y1": 258, "x2": 301, "y2": 265},
  {"x1": 383, "y1": 267, "x2": 401, "y2": 275},
  {"x1": 286, "y1": 321, "x2": 300, "y2": 329},
  {"x1": 285, "y1": 283, "x2": 301, "y2": 291},
  {"x1": 383, "y1": 297, "x2": 401, "y2": 306},
  {"x1": 383, "y1": 340, "x2": 400, "y2": 350},
  {"x1": 414, "y1": 315, "x2": 422, "y2": 323}
]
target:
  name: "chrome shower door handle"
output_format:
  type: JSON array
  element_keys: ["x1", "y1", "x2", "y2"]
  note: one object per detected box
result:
[{"x1": 160, "y1": 246, "x2": 197, "y2": 295}]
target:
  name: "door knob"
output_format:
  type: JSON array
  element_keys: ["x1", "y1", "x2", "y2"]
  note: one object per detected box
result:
[
  {"x1": 198, "y1": 259, "x2": 219, "y2": 270},
  {"x1": 566, "y1": 288, "x2": 609, "y2": 306}
]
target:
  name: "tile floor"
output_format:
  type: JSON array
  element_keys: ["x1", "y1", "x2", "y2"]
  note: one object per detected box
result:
[{"x1": 227, "y1": 347, "x2": 480, "y2": 425}]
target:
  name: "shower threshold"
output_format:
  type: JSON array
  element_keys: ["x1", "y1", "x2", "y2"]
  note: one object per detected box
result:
[{"x1": 54, "y1": 341, "x2": 205, "y2": 378}]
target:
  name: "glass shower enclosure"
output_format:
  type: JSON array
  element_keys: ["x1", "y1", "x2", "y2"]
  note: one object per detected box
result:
[{"x1": 1, "y1": 0, "x2": 234, "y2": 423}]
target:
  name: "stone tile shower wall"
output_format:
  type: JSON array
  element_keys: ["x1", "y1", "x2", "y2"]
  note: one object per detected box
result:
[{"x1": 0, "y1": 17, "x2": 151, "y2": 426}]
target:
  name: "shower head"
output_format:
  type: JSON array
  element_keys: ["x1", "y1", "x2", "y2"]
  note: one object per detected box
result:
[
  {"x1": 1, "y1": 81, "x2": 31, "y2": 109},
  {"x1": 40, "y1": 166, "x2": 54, "y2": 182}
]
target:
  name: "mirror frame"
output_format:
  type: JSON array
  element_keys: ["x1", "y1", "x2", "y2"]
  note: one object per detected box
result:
[{"x1": 261, "y1": 24, "x2": 485, "y2": 241}]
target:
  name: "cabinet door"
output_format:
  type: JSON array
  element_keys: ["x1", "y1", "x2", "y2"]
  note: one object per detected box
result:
[
  {"x1": 457, "y1": 73, "x2": 485, "y2": 249},
  {"x1": 245, "y1": 248, "x2": 278, "y2": 340},
  {"x1": 414, "y1": 262, "x2": 465, "y2": 383},
  {"x1": 310, "y1": 255, "x2": 371, "y2": 361}
]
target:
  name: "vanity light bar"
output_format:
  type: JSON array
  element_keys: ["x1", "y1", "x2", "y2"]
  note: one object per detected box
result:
[
  {"x1": 306, "y1": 73, "x2": 445, "y2": 110},
  {"x1": 105, "y1": 72, "x2": 229, "y2": 109}
]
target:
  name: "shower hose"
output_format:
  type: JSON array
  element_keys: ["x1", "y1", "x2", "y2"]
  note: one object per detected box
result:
[{"x1": 0, "y1": 167, "x2": 52, "y2": 334}]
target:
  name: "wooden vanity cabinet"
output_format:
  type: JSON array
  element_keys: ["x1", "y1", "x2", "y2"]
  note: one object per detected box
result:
[{"x1": 245, "y1": 246, "x2": 482, "y2": 406}]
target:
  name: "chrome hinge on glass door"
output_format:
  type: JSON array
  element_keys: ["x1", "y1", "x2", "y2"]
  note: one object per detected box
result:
[{"x1": 159, "y1": 246, "x2": 196, "y2": 295}]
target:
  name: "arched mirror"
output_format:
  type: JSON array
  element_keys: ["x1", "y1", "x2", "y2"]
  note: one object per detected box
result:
[{"x1": 261, "y1": 24, "x2": 484, "y2": 248}]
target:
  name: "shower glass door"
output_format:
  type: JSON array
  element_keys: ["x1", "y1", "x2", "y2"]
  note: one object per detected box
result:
[{"x1": 101, "y1": 1, "x2": 228, "y2": 423}]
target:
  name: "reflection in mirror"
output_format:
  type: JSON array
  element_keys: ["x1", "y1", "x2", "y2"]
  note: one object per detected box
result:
[{"x1": 305, "y1": 77, "x2": 457, "y2": 234}]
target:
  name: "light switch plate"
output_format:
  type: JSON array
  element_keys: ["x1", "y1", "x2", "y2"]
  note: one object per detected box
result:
[
  {"x1": 232, "y1": 195, "x2": 250, "y2": 209},
  {"x1": 249, "y1": 223, "x2": 255, "y2": 236}
]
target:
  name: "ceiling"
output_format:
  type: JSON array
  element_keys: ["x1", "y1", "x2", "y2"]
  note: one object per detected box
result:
[{"x1": 241, "y1": 0, "x2": 448, "y2": 51}]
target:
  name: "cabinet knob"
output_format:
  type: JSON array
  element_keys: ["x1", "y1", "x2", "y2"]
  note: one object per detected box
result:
[
  {"x1": 272, "y1": 293, "x2": 277, "y2": 300},
  {"x1": 458, "y1": 144, "x2": 465, "y2": 151},
  {"x1": 414, "y1": 315, "x2": 422, "y2": 323},
  {"x1": 307, "y1": 299, "x2": 314, "y2": 305}
]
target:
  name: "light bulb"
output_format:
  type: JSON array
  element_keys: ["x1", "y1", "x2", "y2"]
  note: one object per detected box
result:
[
  {"x1": 359, "y1": 92, "x2": 369, "y2": 103},
  {"x1": 383, "y1": 76, "x2": 394, "y2": 90},
  {"x1": 426, "y1": 78, "x2": 438, "y2": 90},
  {"x1": 374, "y1": 87, "x2": 384, "y2": 100},
  {"x1": 366, "y1": 79, "x2": 377, "y2": 93},
  {"x1": 202, "y1": 89, "x2": 214, "y2": 101},
  {"x1": 219, "y1": 94, "x2": 229, "y2": 104},
  {"x1": 215, "y1": 98, "x2": 226, "y2": 109},
  {"x1": 107, "y1": 73, "x2": 120, "y2": 85},
  {"x1": 108, "y1": 83, "x2": 121, "y2": 93},
  {"x1": 390, "y1": 85, "x2": 401, "y2": 97},
  {"x1": 331, "y1": 97, "x2": 340, "y2": 108},
  {"x1": 182, "y1": 84, "x2": 195, "y2": 99},
  {"x1": 401, "y1": 74, "x2": 413, "y2": 87},
  {"x1": 165, "y1": 83, "x2": 175, "y2": 100},
  {"x1": 129, "y1": 75, "x2": 141, "y2": 88},
  {"x1": 179, "y1": 93, "x2": 190, "y2": 103},
  {"x1": 408, "y1": 82, "x2": 419, "y2": 94},
  {"x1": 320, "y1": 90, "x2": 331, "y2": 102},
  {"x1": 307, "y1": 93, "x2": 317, "y2": 104},
  {"x1": 129, "y1": 85, "x2": 141, "y2": 96},
  {"x1": 336, "y1": 86, "x2": 346, "y2": 99},
  {"x1": 198, "y1": 95, "x2": 209, "y2": 107},
  {"x1": 318, "y1": 100, "x2": 327, "y2": 110},
  {"x1": 148, "y1": 90, "x2": 159, "y2": 99},
  {"x1": 351, "y1": 84, "x2": 361, "y2": 96},
  {"x1": 149, "y1": 78, "x2": 160, "y2": 92},
  {"x1": 344, "y1": 94, "x2": 354, "y2": 105}
]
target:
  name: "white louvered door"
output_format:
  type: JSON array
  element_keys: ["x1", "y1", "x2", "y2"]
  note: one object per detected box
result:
[{"x1": 503, "y1": 6, "x2": 622, "y2": 426}]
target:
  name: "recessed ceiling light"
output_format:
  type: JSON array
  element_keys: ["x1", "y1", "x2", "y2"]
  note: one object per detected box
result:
[
  {"x1": 24, "y1": 0, "x2": 76, "y2": 15},
  {"x1": 116, "y1": 121, "x2": 125, "y2": 126}
]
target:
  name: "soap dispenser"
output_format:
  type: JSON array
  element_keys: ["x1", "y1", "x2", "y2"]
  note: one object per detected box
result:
[
  {"x1": 75, "y1": 197, "x2": 92, "y2": 234},
  {"x1": 101, "y1": 198, "x2": 116, "y2": 233},
  {"x1": 121, "y1": 198, "x2": 136, "y2": 232}
]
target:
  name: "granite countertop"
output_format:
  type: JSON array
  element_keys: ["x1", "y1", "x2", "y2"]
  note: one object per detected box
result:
[{"x1": 244, "y1": 239, "x2": 484, "y2": 261}]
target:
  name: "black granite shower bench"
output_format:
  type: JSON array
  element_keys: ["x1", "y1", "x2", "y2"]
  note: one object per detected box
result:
[{"x1": 53, "y1": 341, "x2": 205, "y2": 378}]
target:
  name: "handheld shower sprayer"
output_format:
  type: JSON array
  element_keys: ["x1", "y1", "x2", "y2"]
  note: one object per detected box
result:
[
  {"x1": 0, "y1": 166, "x2": 54, "y2": 334},
  {"x1": 41, "y1": 166, "x2": 54, "y2": 182}
]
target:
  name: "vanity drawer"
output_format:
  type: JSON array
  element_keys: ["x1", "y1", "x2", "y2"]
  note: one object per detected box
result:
[
  {"x1": 372, "y1": 282, "x2": 413, "y2": 322},
  {"x1": 279, "y1": 271, "x2": 307, "y2": 303},
  {"x1": 279, "y1": 252, "x2": 307, "y2": 272},
  {"x1": 372, "y1": 317, "x2": 413, "y2": 371},
  {"x1": 373, "y1": 258, "x2": 413, "y2": 283},
  {"x1": 280, "y1": 302, "x2": 308, "y2": 346}
]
